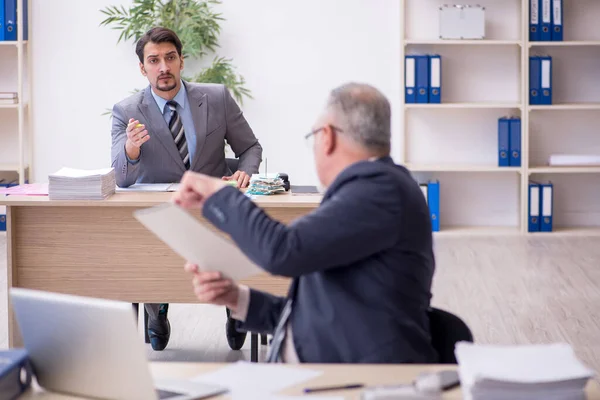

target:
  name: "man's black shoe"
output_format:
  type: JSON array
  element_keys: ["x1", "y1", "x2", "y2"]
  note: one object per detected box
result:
[
  {"x1": 148, "y1": 304, "x2": 170, "y2": 351},
  {"x1": 225, "y1": 308, "x2": 247, "y2": 350}
]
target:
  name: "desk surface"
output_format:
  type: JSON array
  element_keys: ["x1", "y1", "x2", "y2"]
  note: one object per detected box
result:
[
  {"x1": 0, "y1": 191, "x2": 322, "y2": 208},
  {"x1": 21, "y1": 362, "x2": 600, "y2": 399},
  {"x1": 23, "y1": 362, "x2": 458, "y2": 399}
]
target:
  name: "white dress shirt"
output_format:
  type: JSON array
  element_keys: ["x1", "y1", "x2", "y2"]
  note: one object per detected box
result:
[{"x1": 230, "y1": 285, "x2": 299, "y2": 363}]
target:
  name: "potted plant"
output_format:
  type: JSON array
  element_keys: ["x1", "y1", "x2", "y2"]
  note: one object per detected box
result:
[{"x1": 100, "y1": 0, "x2": 251, "y2": 105}]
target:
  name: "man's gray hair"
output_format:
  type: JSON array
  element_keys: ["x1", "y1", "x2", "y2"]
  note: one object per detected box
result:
[{"x1": 326, "y1": 82, "x2": 391, "y2": 155}]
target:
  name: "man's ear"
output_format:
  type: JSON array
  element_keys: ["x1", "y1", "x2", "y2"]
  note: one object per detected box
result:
[
  {"x1": 139, "y1": 62, "x2": 147, "y2": 76},
  {"x1": 323, "y1": 125, "x2": 336, "y2": 155},
  {"x1": 180, "y1": 55, "x2": 184, "y2": 71}
]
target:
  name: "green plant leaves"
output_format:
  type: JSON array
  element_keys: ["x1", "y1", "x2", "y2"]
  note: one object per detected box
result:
[{"x1": 100, "y1": 0, "x2": 251, "y2": 106}]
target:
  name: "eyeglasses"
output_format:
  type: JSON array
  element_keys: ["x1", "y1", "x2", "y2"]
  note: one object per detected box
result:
[{"x1": 304, "y1": 125, "x2": 344, "y2": 141}]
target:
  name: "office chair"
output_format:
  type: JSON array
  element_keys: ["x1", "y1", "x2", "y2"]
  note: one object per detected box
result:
[
  {"x1": 226, "y1": 158, "x2": 240, "y2": 174},
  {"x1": 428, "y1": 307, "x2": 473, "y2": 364}
]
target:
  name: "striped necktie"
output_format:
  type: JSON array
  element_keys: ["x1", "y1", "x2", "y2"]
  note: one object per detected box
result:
[
  {"x1": 266, "y1": 280, "x2": 299, "y2": 363},
  {"x1": 167, "y1": 100, "x2": 190, "y2": 169},
  {"x1": 266, "y1": 298, "x2": 293, "y2": 363}
]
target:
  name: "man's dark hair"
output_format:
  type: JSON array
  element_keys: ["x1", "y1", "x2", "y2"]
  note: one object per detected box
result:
[{"x1": 135, "y1": 27, "x2": 183, "y2": 63}]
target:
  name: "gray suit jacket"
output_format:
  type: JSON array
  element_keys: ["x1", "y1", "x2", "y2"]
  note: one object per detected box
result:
[
  {"x1": 111, "y1": 82, "x2": 262, "y2": 187},
  {"x1": 201, "y1": 157, "x2": 438, "y2": 364}
]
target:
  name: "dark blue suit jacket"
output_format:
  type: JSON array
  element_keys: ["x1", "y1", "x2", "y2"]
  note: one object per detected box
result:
[{"x1": 202, "y1": 157, "x2": 438, "y2": 363}]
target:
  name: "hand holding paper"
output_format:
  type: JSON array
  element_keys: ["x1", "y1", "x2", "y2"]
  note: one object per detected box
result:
[{"x1": 184, "y1": 264, "x2": 240, "y2": 310}]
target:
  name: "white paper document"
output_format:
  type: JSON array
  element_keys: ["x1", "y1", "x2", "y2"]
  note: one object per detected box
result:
[
  {"x1": 49, "y1": 167, "x2": 115, "y2": 178},
  {"x1": 193, "y1": 361, "x2": 324, "y2": 397},
  {"x1": 234, "y1": 395, "x2": 343, "y2": 400},
  {"x1": 133, "y1": 203, "x2": 263, "y2": 281},
  {"x1": 116, "y1": 183, "x2": 180, "y2": 192},
  {"x1": 548, "y1": 154, "x2": 600, "y2": 166}
]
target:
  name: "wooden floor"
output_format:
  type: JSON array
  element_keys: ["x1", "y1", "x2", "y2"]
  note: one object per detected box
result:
[{"x1": 1, "y1": 233, "x2": 598, "y2": 374}]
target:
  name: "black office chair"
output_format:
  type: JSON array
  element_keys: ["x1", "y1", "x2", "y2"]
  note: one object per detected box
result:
[
  {"x1": 226, "y1": 158, "x2": 239, "y2": 174},
  {"x1": 428, "y1": 307, "x2": 473, "y2": 364}
]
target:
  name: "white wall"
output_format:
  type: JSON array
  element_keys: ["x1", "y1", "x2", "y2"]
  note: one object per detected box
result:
[
  {"x1": 6, "y1": 0, "x2": 599, "y2": 230},
  {"x1": 25, "y1": 0, "x2": 402, "y2": 185}
]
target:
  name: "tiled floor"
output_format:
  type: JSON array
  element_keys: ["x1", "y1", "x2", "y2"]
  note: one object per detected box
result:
[{"x1": 1, "y1": 233, "x2": 599, "y2": 373}]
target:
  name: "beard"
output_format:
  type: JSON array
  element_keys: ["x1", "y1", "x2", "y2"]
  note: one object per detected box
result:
[{"x1": 156, "y1": 74, "x2": 177, "y2": 92}]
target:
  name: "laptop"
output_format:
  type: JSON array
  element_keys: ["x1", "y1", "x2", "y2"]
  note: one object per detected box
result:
[{"x1": 10, "y1": 288, "x2": 228, "y2": 400}]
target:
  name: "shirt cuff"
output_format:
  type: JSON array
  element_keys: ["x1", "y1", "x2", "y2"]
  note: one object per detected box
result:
[
  {"x1": 230, "y1": 284, "x2": 250, "y2": 322},
  {"x1": 125, "y1": 144, "x2": 141, "y2": 165}
]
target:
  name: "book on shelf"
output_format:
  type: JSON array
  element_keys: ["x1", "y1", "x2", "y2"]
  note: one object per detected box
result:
[
  {"x1": 0, "y1": 92, "x2": 18, "y2": 104},
  {"x1": 548, "y1": 154, "x2": 600, "y2": 166}
]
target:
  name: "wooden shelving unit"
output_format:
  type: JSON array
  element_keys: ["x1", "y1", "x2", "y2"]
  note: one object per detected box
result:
[
  {"x1": 400, "y1": 0, "x2": 600, "y2": 234},
  {"x1": 0, "y1": 0, "x2": 32, "y2": 185}
]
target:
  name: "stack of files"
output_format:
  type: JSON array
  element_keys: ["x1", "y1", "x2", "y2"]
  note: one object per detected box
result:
[
  {"x1": 548, "y1": 154, "x2": 600, "y2": 166},
  {"x1": 528, "y1": 181, "x2": 553, "y2": 232},
  {"x1": 529, "y1": 0, "x2": 563, "y2": 41},
  {"x1": 246, "y1": 174, "x2": 286, "y2": 196},
  {"x1": 405, "y1": 54, "x2": 442, "y2": 104},
  {"x1": 529, "y1": 56, "x2": 552, "y2": 105},
  {"x1": 0, "y1": 0, "x2": 29, "y2": 41},
  {"x1": 0, "y1": 92, "x2": 17, "y2": 104},
  {"x1": 455, "y1": 342, "x2": 595, "y2": 400},
  {"x1": 0, "y1": 349, "x2": 33, "y2": 399},
  {"x1": 0, "y1": 178, "x2": 18, "y2": 232},
  {"x1": 48, "y1": 167, "x2": 116, "y2": 200},
  {"x1": 419, "y1": 180, "x2": 440, "y2": 232},
  {"x1": 498, "y1": 117, "x2": 521, "y2": 167}
]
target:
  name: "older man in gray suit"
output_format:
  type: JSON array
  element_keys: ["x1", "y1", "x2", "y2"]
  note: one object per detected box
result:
[{"x1": 111, "y1": 27, "x2": 262, "y2": 352}]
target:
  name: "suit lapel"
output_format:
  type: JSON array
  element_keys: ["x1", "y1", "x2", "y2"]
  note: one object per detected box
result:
[
  {"x1": 184, "y1": 82, "x2": 208, "y2": 171},
  {"x1": 138, "y1": 86, "x2": 186, "y2": 172}
]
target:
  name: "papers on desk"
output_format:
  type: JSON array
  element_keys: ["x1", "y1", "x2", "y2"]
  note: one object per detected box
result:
[
  {"x1": 193, "y1": 361, "x2": 326, "y2": 399},
  {"x1": 48, "y1": 167, "x2": 115, "y2": 200},
  {"x1": 246, "y1": 174, "x2": 286, "y2": 196},
  {"x1": 116, "y1": 183, "x2": 180, "y2": 192},
  {"x1": 455, "y1": 342, "x2": 595, "y2": 400},
  {"x1": 0, "y1": 183, "x2": 49, "y2": 196},
  {"x1": 548, "y1": 154, "x2": 600, "y2": 166},
  {"x1": 237, "y1": 395, "x2": 343, "y2": 400},
  {"x1": 133, "y1": 203, "x2": 262, "y2": 281}
]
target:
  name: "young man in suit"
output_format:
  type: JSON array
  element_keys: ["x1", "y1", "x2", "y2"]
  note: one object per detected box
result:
[
  {"x1": 111, "y1": 27, "x2": 262, "y2": 352},
  {"x1": 173, "y1": 83, "x2": 438, "y2": 363}
]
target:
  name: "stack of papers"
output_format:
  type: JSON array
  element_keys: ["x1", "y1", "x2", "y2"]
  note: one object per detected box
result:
[
  {"x1": 548, "y1": 154, "x2": 600, "y2": 166},
  {"x1": 48, "y1": 167, "x2": 116, "y2": 200},
  {"x1": 455, "y1": 342, "x2": 595, "y2": 400},
  {"x1": 246, "y1": 174, "x2": 286, "y2": 196}
]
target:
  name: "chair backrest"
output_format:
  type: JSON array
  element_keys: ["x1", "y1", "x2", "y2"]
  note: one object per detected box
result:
[
  {"x1": 226, "y1": 158, "x2": 240, "y2": 174},
  {"x1": 428, "y1": 307, "x2": 473, "y2": 364}
]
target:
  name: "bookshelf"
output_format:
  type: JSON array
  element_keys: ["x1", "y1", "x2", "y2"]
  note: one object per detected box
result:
[
  {"x1": 0, "y1": 0, "x2": 32, "y2": 185},
  {"x1": 400, "y1": 0, "x2": 600, "y2": 235}
]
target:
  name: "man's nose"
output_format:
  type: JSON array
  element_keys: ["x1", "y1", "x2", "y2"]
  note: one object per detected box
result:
[{"x1": 159, "y1": 61, "x2": 170, "y2": 73}]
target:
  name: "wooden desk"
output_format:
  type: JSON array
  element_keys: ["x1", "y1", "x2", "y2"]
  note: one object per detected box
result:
[
  {"x1": 20, "y1": 362, "x2": 600, "y2": 399},
  {"x1": 1, "y1": 192, "x2": 321, "y2": 346}
]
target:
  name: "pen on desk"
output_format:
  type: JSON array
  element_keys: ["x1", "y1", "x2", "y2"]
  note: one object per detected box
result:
[{"x1": 303, "y1": 383, "x2": 364, "y2": 393}]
